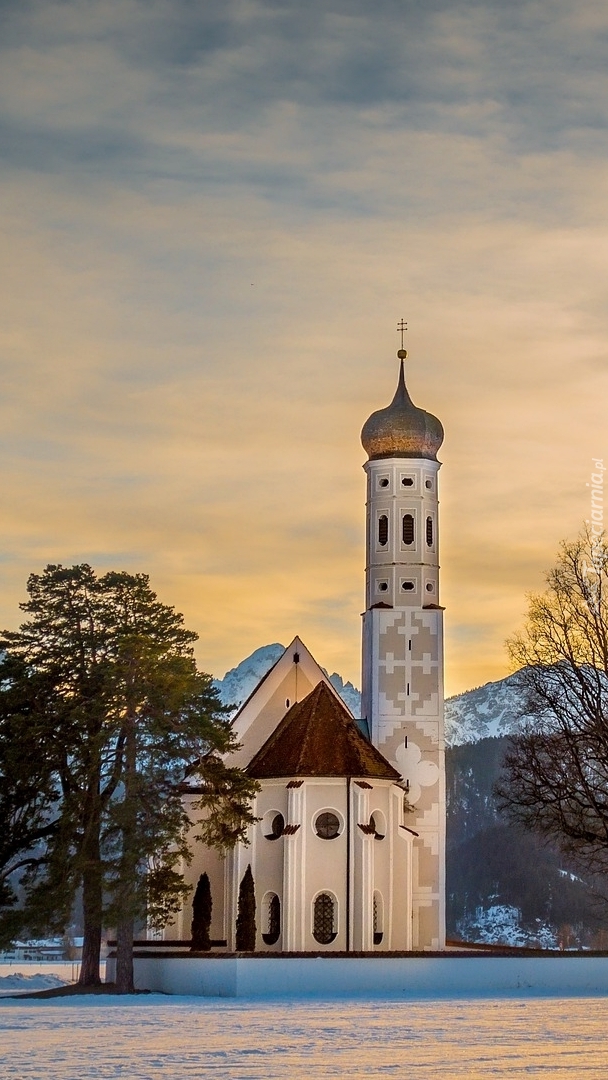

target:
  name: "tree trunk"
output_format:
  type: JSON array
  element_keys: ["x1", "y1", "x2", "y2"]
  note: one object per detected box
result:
[
  {"x1": 114, "y1": 709, "x2": 137, "y2": 994},
  {"x1": 78, "y1": 809, "x2": 103, "y2": 987},
  {"x1": 115, "y1": 914, "x2": 135, "y2": 993}
]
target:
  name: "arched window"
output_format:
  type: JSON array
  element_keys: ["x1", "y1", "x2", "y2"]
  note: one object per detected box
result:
[
  {"x1": 369, "y1": 811, "x2": 386, "y2": 840},
  {"x1": 313, "y1": 893, "x2": 337, "y2": 944},
  {"x1": 263, "y1": 812, "x2": 284, "y2": 840},
  {"x1": 373, "y1": 892, "x2": 384, "y2": 945},
  {"x1": 426, "y1": 516, "x2": 433, "y2": 546},
  {"x1": 402, "y1": 514, "x2": 414, "y2": 545},
  {"x1": 262, "y1": 894, "x2": 281, "y2": 946},
  {"x1": 378, "y1": 515, "x2": 388, "y2": 546}
]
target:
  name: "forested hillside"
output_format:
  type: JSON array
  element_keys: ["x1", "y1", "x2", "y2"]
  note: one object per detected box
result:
[{"x1": 446, "y1": 737, "x2": 607, "y2": 947}]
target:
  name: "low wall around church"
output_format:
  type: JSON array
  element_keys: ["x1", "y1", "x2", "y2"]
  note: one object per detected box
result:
[{"x1": 105, "y1": 953, "x2": 608, "y2": 998}]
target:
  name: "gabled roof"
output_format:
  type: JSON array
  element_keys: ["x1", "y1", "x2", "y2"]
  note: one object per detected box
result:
[
  {"x1": 226, "y1": 636, "x2": 350, "y2": 770},
  {"x1": 246, "y1": 681, "x2": 400, "y2": 781}
]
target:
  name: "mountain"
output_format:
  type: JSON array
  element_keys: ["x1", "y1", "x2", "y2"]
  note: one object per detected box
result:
[
  {"x1": 446, "y1": 737, "x2": 605, "y2": 948},
  {"x1": 215, "y1": 646, "x2": 530, "y2": 748},
  {"x1": 213, "y1": 644, "x2": 286, "y2": 710},
  {"x1": 444, "y1": 672, "x2": 532, "y2": 746},
  {"x1": 213, "y1": 644, "x2": 362, "y2": 718}
]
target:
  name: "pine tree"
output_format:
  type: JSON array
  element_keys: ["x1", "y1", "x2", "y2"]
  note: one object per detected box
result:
[
  {"x1": 235, "y1": 865, "x2": 256, "y2": 951},
  {"x1": 0, "y1": 564, "x2": 259, "y2": 989},
  {"x1": 190, "y1": 872, "x2": 212, "y2": 951}
]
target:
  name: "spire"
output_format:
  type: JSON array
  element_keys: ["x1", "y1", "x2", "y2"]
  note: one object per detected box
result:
[{"x1": 360, "y1": 344, "x2": 444, "y2": 462}]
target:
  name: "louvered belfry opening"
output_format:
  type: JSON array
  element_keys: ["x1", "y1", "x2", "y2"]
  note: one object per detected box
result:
[
  {"x1": 402, "y1": 513, "x2": 414, "y2": 545},
  {"x1": 378, "y1": 514, "x2": 389, "y2": 546}
]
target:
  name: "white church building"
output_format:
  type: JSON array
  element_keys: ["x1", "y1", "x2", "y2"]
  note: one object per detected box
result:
[{"x1": 171, "y1": 348, "x2": 446, "y2": 952}]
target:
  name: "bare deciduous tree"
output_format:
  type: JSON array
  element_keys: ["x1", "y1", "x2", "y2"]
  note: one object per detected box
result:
[{"x1": 496, "y1": 529, "x2": 608, "y2": 880}]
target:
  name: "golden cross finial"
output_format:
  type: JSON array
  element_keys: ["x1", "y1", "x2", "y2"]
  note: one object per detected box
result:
[{"x1": 397, "y1": 319, "x2": 408, "y2": 359}]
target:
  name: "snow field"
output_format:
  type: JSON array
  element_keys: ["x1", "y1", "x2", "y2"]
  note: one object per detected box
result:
[
  {"x1": 0, "y1": 973, "x2": 67, "y2": 995},
  {"x1": 2, "y1": 996, "x2": 608, "y2": 1079}
]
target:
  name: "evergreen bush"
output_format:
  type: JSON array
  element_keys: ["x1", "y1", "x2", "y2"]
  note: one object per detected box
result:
[
  {"x1": 235, "y1": 864, "x2": 256, "y2": 951},
  {"x1": 191, "y1": 872, "x2": 212, "y2": 952}
]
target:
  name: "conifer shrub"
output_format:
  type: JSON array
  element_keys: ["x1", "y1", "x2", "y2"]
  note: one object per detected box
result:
[
  {"x1": 235, "y1": 865, "x2": 256, "y2": 951},
  {"x1": 191, "y1": 872, "x2": 212, "y2": 952}
]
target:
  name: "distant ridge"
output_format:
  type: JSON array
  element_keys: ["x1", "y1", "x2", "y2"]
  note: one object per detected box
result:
[
  {"x1": 444, "y1": 672, "x2": 530, "y2": 746},
  {"x1": 214, "y1": 645, "x2": 529, "y2": 748},
  {"x1": 213, "y1": 644, "x2": 362, "y2": 718}
]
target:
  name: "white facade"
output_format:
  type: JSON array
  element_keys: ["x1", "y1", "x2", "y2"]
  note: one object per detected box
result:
[{"x1": 172, "y1": 641, "x2": 415, "y2": 953}]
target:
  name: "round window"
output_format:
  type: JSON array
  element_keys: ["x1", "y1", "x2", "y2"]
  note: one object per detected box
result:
[{"x1": 315, "y1": 812, "x2": 341, "y2": 839}]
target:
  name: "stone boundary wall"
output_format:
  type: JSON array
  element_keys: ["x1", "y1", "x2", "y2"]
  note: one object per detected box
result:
[{"x1": 105, "y1": 954, "x2": 608, "y2": 998}]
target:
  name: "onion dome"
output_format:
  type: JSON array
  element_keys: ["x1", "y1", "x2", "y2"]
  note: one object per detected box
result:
[{"x1": 361, "y1": 354, "x2": 444, "y2": 461}]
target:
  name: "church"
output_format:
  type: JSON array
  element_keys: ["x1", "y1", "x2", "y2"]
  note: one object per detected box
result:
[{"x1": 169, "y1": 346, "x2": 446, "y2": 952}]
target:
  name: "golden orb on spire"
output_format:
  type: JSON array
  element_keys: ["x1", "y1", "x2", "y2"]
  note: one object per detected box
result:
[{"x1": 361, "y1": 355, "x2": 443, "y2": 462}]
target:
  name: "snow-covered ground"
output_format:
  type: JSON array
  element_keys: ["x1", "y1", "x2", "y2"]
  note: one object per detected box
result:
[
  {"x1": 1, "y1": 996, "x2": 608, "y2": 1078},
  {"x1": 0, "y1": 972, "x2": 68, "y2": 996},
  {"x1": 0, "y1": 963, "x2": 106, "y2": 992}
]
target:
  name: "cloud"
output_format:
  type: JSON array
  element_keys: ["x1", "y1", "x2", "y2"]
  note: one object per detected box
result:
[{"x1": 0, "y1": 0, "x2": 607, "y2": 694}]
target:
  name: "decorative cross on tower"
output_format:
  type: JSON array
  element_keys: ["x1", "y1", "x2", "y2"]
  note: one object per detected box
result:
[{"x1": 397, "y1": 319, "x2": 408, "y2": 358}]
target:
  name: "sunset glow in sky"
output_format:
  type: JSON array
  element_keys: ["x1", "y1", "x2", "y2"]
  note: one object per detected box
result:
[{"x1": 1, "y1": 0, "x2": 607, "y2": 695}]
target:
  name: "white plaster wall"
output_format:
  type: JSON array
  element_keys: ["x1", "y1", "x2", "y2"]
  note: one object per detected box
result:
[{"x1": 118, "y1": 955, "x2": 608, "y2": 998}]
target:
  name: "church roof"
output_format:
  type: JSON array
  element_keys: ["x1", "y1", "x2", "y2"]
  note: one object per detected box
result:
[
  {"x1": 361, "y1": 357, "x2": 444, "y2": 462},
  {"x1": 245, "y1": 680, "x2": 401, "y2": 781}
]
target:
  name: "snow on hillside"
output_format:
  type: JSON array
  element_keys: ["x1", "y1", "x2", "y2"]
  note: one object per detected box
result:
[
  {"x1": 455, "y1": 905, "x2": 558, "y2": 950},
  {"x1": 445, "y1": 671, "x2": 531, "y2": 747},
  {"x1": 213, "y1": 645, "x2": 362, "y2": 718}
]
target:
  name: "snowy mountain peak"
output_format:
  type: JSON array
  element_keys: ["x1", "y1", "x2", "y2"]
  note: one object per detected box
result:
[
  {"x1": 214, "y1": 645, "x2": 530, "y2": 748},
  {"x1": 445, "y1": 670, "x2": 530, "y2": 747},
  {"x1": 213, "y1": 643, "x2": 363, "y2": 717},
  {"x1": 213, "y1": 644, "x2": 285, "y2": 710}
]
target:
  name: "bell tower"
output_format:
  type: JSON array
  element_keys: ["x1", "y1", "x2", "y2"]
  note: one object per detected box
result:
[{"x1": 360, "y1": 333, "x2": 446, "y2": 950}]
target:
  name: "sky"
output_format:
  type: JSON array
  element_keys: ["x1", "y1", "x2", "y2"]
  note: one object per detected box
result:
[{"x1": 1, "y1": 0, "x2": 607, "y2": 697}]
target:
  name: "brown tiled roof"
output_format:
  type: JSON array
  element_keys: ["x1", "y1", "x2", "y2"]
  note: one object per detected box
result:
[{"x1": 245, "y1": 681, "x2": 401, "y2": 781}]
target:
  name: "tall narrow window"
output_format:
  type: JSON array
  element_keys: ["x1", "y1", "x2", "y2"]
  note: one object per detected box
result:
[
  {"x1": 262, "y1": 894, "x2": 281, "y2": 946},
  {"x1": 373, "y1": 892, "x2": 383, "y2": 945},
  {"x1": 378, "y1": 514, "x2": 388, "y2": 546},
  {"x1": 313, "y1": 893, "x2": 336, "y2": 944},
  {"x1": 402, "y1": 514, "x2": 414, "y2": 545},
  {"x1": 426, "y1": 516, "x2": 433, "y2": 546}
]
